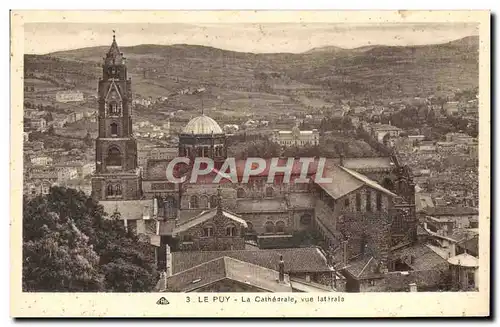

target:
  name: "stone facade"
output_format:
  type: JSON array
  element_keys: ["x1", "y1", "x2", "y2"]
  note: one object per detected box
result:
[
  {"x1": 92, "y1": 36, "x2": 141, "y2": 201},
  {"x1": 176, "y1": 210, "x2": 246, "y2": 252}
]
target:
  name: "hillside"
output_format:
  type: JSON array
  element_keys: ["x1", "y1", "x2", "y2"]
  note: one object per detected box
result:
[{"x1": 24, "y1": 36, "x2": 479, "y2": 116}]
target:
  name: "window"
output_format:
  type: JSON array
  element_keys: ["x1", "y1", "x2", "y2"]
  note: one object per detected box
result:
[
  {"x1": 246, "y1": 222, "x2": 254, "y2": 231},
  {"x1": 366, "y1": 192, "x2": 372, "y2": 212},
  {"x1": 276, "y1": 221, "x2": 286, "y2": 234},
  {"x1": 115, "y1": 184, "x2": 122, "y2": 196},
  {"x1": 376, "y1": 192, "x2": 382, "y2": 211},
  {"x1": 467, "y1": 272, "x2": 475, "y2": 288},
  {"x1": 203, "y1": 225, "x2": 214, "y2": 237},
  {"x1": 226, "y1": 225, "x2": 237, "y2": 237},
  {"x1": 189, "y1": 195, "x2": 199, "y2": 209},
  {"x1": 344, "y1": 198, "x2": 350, "y2": 209},
  {"x1": 200, "y1": 195, "x2": 209, "y2": 208},
  {"x1": 265, "y1": 186, "x2": 274, "y2": 198},
  {"x1": 41, "y1": 182, "x2": 50, "y2": 195},
  {"x1": 110, "y1": 123, "x2": 118, "y2": 136},
  {"x1": 209, "y1": 195, "x2": 218, "y2": 208},
  {"x1": 237, "y1": 188, "x2": 245, "y2": 198},
  {"x1": 106, "y1": 146, "x2": 122, "y2": 166},
  {"x1": 356, "y1": 193, "x2": 361, "y2": 211},
  {"x1": 109, "y1": 102, "x2": 120, "y2": 115},
  {"x1": 300, "y1": 214, "x2": 312, "y2": 225},
  {"x1": 106, "y1": 184, "x2": 114, "y2": 196},
  {"x1": 164, "y1": 197, "x2": 176, "y2": 218},
  {"x1": 264, "y1": 221, "x2": 275, "y2": 234}
]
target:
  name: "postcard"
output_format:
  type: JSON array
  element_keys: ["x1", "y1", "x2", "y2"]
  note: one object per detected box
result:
[{"x1": 10, "y1": 10, "x2": 490, "y2": 317}]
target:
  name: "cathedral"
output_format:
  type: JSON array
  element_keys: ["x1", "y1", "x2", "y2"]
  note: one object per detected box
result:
[{"x1": 91, "y1": 36, "x2": 417, "y2": 291}]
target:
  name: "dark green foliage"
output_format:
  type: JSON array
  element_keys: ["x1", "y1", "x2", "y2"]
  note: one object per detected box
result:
[{"x1": 23, "y1": 187, "x2": 158, "y2": 292}]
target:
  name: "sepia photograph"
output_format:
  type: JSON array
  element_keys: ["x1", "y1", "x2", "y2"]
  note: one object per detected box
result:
[{"x1": 10, "y1": 10, "x2": 490, "y2": 317}]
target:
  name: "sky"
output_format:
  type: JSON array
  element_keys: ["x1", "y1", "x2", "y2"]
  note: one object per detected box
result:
[{"x1": 24, "y1": 22, "x2": 479, "y2": 54}]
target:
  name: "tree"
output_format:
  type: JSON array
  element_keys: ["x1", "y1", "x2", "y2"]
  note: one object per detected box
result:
[
  {"x1": 23, "y1": 187, "x2": 159, "y2": 292},
  {"x1": 23, "y1": 211, "x2": 104, "y2": 292}
]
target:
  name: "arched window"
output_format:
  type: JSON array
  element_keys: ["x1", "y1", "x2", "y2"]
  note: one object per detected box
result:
[
  {"x1": 200, "y1": 195, "x2": 209, "y2": 208},
  {"x1": 164, "y1": 197, "x2": 176, "y2": 218},
  {"x1": 189, "y1": 195, "x2": 199, "y2": 209},
  {"x1": 106, "y1": 184, "x2": 114, "y2": 196},
  {"x1": 264, "y1": 221, "x2": 275, "y2": 234},
  {"x1": 110, "y1": 123, "x2": 118, "y2": 136},
  {"x1": 109, "y1": 102, "x2": 120, "y2": 115},
  {"x1": 382, "y1": 178, "x2": 394, "y2": 192},
  {"x1": 366, "y1": 192, "x2": 372, "y2": 212},
  {"x1": 276, "y1": 221, "x2": 286, "y2": 234},
  {"x1": 237, "y1": 188, "x2": 245, "y2": 198},
  {"x1": 246, "y1": 222, "x2": 254, "y2": 231},
  {"x1": 226, "y1": 225, "x2": 237, "y2": 237},
  {"x1": 203, "y1": 225, "x2": 214, "y2": 237},
  {"x1": 376, "y1": 192, "x2": 383, "y2": 211},
  {"x1": 300, "y1": 214, "x2": 312, "y2": 225},
  {"x1": 210, "y1": 195, "x2": 218, "y2": 208},
  {"x1": 265, "y1": 186, "x2": 274, "y2": 198},
  {"x1": 115, "y1": 184, "x2": 122, "y2": 196},
  {"x1": 106, "y1": 146, "x2": 122, "y2": 167}
]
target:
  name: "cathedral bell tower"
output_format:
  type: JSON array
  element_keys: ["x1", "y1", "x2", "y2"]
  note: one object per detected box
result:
[{"x1": 91, "y1": 33, "x2": 142, "y2": 201}]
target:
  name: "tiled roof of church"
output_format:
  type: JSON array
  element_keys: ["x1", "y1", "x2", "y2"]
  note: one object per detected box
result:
[
  {"x1": 171, "y1": 247, "x2": 331, "y2": 275},
  {"x1": 339, "y1": 166, "x2": 398, "y2": 197},
  {"x1": 172, "y1": 209, "x2": 247, "y2": 235},
  {"x1": 314, "y1": 164, "x2": 364, "y2": 199}
]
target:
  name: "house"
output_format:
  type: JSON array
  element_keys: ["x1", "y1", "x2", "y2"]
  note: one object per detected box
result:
[
  {"x1": 30, "y1": 117, "x2": 47, "y2": 130},
  {"x1": 158, "y1": 256, "x2": 294, "y2": 292},
  {"x1": 423, "y1": 206, "x2": 479, "y2": 232},
  {"x1": 445, "y1": 132, "x2": 475, "y2": 145},
  {"x1": 443, "y1": 101, "x2": 460, "y2": 115},
  {"x1": 30, "y1": 156, "x2": 53, "y2": 166},
  {"x1": 342, "y1": 243, "x2": 449, "y2": 292},
  {"x1": 168, "y1": 247, "x2": 335, "y2": 287},
  {"x1": 370, "y1": 124, "x2": 402, "y2": 144}
]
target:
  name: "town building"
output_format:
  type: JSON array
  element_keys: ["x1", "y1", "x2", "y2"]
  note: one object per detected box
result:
[
  {"x1": 445, "y1": 132, "x2": 476, "y2": 145},
  {"x1": 443, "y1": 101, "x2": 460, "y2": 116},
  {"x1": 29, "y1": 117, "x2": 47, "y2": 130},
  {"x1": 271, "y1": 125, "x2": 319, "y2": 147},
  {"x1": 56, "y1": 90, "x2": 84, "y2": 103},
  {"x1": 30, "y1": 156, "x2": 53, "y2": 166}
]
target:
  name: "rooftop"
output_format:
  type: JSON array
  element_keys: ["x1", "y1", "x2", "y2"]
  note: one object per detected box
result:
[
  {"x1": 173, "y1": 209, "x2": 247, "y2": 235},
  {"x1": 423, "y1": 206, "x2": 478, "y2": 217},
  {"x1": 165, "y1": 256, "x2": 292, "y2": 292},
  {"x1": 182, "y1": 114, "x2": 223, "y2": 135},
  {"x1": 171, "y1": 247, "x2": 331, "y2": 275}
]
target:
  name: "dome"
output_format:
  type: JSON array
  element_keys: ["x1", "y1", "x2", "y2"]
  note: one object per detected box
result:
[{"x1": 182, "y1": 114, "x2": 223, "y2": 135}]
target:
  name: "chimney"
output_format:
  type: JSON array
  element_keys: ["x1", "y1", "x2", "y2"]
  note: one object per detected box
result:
[
  {"x1": 165, "y1": 244, "x2": 172, "y2": 277},
  {"x1": 409, "y1": 283, "x2": 418, "y2": 292},
  {"x1": 278, "y1": 255, "x2": 285, "y2": 283}
]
